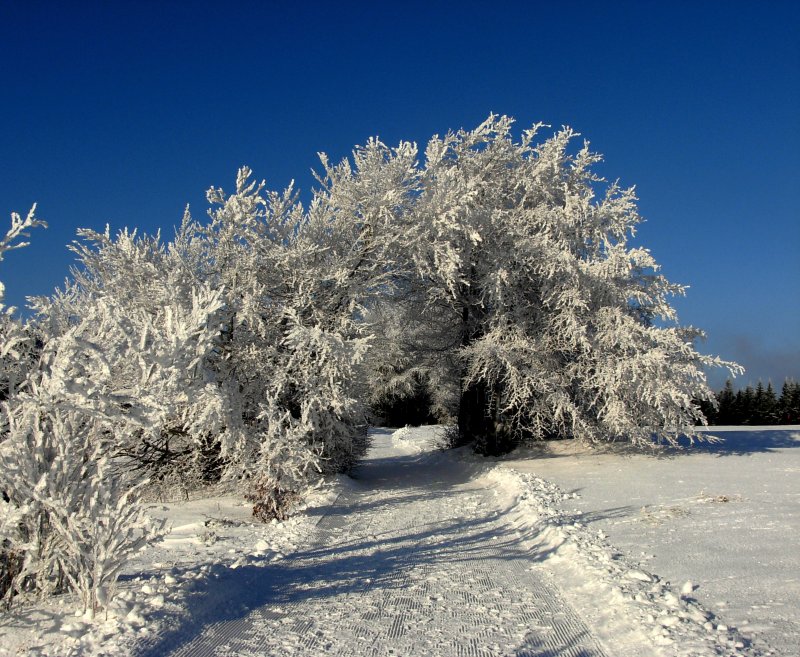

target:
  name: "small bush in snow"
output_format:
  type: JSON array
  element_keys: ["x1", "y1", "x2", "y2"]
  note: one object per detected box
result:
[
  {"x1": 0, "y1": 405, "x2": 165, "y2": 616},
  {"x1": 392, "y1": 426, "x2": 413, "y2": 441}
]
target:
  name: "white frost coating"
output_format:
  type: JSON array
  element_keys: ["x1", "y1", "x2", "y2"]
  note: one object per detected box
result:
[{"x1": 356, "y1": 116, "x2": 739, "y2": 450}]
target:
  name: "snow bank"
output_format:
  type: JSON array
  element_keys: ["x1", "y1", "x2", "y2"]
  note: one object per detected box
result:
[
  {"x1": 482, "y1": 466, "x2": 752, "y2": 657},
  {"x1": 388, "y1": 424, "x2": 448, "y2": 456},
  {"x1": 497, "y1": 427, "x2": 800, "y2": 655}
]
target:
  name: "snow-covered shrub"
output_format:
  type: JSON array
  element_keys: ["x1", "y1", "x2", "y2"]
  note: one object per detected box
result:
[
  {"x1": 0, "y1": 206, "x2": 169, "y2": 613},
  {"x1": 31, "y1": 225, "x2": 235, "y2": 495},
  {"x1": 0, "y1": 498, "x2": 27, "y2": 609},
  {"x1": 0, "y1": 293, "x2": 173, "y2": 612},
  {"x1": 0, "y1": 206, "x2": 46, "y2": 406},
  {"x1": 246, "y1": 409, "x2": 319, "y2": 522},
  {"x1": 8, "y1": 165, "x2": 386, "y2": 526},
  {"x1": 391, "y1": 425, "x2": 413, "y2": 441},
  {"x1": 0, "y1": 205, "x2": 47, "y2": 606},
  {"x1": 0, "y1": 402, "x2": 164, "y2": 617}
]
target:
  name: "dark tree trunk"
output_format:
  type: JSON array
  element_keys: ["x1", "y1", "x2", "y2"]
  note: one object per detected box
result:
[
  {"x1": 455, "y1": 275, "x2": 518, "y2": 455},
  {"x1": 457, "y1": 378, "x2": 490, "y2": 446},
  {"x1": 458, "y1": 378, "x2": 516, "y2": 456}
]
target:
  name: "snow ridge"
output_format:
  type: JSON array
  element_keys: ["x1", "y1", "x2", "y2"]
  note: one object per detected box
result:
[{"x1": 486, "y1": 466, "x2": 755, "y2": 657}]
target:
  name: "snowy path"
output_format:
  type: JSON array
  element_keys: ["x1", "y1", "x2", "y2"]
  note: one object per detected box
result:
[{"x1": 134, "y1": 429, "x2": 612, "y2": 657}]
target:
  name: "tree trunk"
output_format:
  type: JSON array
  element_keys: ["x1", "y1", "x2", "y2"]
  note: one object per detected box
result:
[
  {"x1": 457, "y1": 377, "x2": 516, "y2": 456},
  {"x1": 456, "y1": 291, "x2": 516, "y2": 455},
  {"x1": 457, "y1": 378, "x2": 489, "y2": 446}
]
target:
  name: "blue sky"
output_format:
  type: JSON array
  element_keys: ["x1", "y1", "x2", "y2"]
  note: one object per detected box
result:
[{"x1": 1, "y1": 1, "x2": 798, "y2": 389}]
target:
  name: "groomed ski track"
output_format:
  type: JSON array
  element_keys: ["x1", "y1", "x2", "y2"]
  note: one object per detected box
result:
[{"x1": 135, "y1": 429, "x2": 613, "y2": 657}]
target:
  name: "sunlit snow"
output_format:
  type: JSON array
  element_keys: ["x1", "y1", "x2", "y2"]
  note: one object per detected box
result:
[{"x1": 2, "y1": 426, "x2": 797, "y2": 656}]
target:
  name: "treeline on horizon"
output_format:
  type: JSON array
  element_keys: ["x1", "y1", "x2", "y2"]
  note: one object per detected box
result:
[{"x1": 696, "y1": 379, "x2": 800, "y2": 426}]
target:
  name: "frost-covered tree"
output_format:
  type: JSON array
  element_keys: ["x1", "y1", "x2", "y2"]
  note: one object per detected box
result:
[
  {"x1": 199, "y1": 149, "x2": 426, "y2": 512},
  {"x1": 0, "y1": 204, "x2": 47, "y2": 606},
  {"x1": 196, "y1": 167, "x2": 377, "y2": 515},
  {"x1": 0, "y1": 206, "x2": 47, "y2": 407},
  {"x1": 31, "y1": 225, "x2": 234, "y2": 494},
  {"x1": 13, "y1": 162, "x2": 408, "y2": 525},
  {"x1": 0, "y1": 208, "x2": 167, "y2": 613},
  {"x1": 371, "y1": 116, "x2": 740, "y2": 452}
]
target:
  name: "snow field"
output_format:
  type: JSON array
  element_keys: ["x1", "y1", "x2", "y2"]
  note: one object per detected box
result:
[
  {"x1": 3, "y1": 426, "x2": 795, "y2": 656},
  {"x1": 484, "y1": 467, "x2": 748, "y2": 656},
  {"x1": 494, "y1": 427, "x2": 800, "y2": 656}
]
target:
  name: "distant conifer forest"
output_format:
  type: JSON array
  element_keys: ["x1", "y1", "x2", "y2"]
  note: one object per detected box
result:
[{"x1": 696, "y1": 379, "x2": 800, "y2": 425}]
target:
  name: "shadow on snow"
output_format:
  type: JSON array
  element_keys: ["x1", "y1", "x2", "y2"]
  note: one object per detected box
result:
[
  {"x1": 132, "y1": 446, "x2": 565, "y2": 657},
  {"x1": 507, "y1": 428, "x2": 800, "y2": 462}
]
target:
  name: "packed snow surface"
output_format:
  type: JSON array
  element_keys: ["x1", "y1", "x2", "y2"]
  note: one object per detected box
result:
[
  {"x1": 1, "y1": 426, "x2": 797, "y2": 656},
  {"x1": 499, "y1": 426, "x2": 800, "y2": 657}
]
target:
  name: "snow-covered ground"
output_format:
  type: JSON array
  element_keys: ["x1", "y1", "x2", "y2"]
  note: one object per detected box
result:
[
  {"x1": 495, "y1": 426, "x2": 800, "y2": 657},
  {"x1": 0, "y1": 485, "x2": 340, "y2": 656},
  {"x1": 1, "y1": 426, "x2": 796, "y2": 656}
]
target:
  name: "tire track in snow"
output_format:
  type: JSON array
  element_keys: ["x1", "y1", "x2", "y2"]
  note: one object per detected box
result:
[{"x1": 136, "y1": 429, "x2": 611, "y2": 657}]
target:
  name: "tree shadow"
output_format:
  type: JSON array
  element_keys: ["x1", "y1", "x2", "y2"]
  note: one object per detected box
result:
[
  {"x1": 133, "y1": 517, "x2": 559, "y2": 656},
  {"x1": 515, "y1": 628, "x2": 606, "y2": 657},
  {"x1": 564, "y1": 505, "x2": 637, "y2": 527},
  {"x1": 132, "y1": 445, "x2": 561, "y2": 657},
  {"x1": 505, "y1": 428, "x2": 800, "y2": 462},
  {"x1": 303, "y1": 450, "x2": 478, "y2": 519},
  {"x1": 0, "y1": 604, "x2": 66, "y2": 639},
  {"x1": 672, "y1": 428, "x2": 800, "y2": 456}
]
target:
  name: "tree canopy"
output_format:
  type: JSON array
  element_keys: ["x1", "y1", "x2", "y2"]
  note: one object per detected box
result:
[{"x1": 0, "y1": 115, "x2": 741, "y2": 614}]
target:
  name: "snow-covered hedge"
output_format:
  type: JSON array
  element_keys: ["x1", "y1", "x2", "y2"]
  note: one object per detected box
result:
[{"x1": 0, "y1": 115, "x2": 740, "y2": 612}]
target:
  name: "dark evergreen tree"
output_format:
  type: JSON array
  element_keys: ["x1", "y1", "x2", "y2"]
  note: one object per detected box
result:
[
  {"x1": 779, "y1": 380, "x2": 800, "y2": 423},
  {"x1": 695, "y1": 396, "x2": 717, "y2": 425},
  {"x1": 716, "y1": 379, "x2": 736, "y2": 424},
  {"x1": 762, "y1": 382, "x2": 778, "y2": 424},
  {"x1": 754, "y1": 381, "x2": 767, "y2": 424},
  {"x1": 779, "y1": 380, "x2": 792, "y2": 422},
  {"x1": 742, "y1": 386, "x2": 756, "y2": 424},
  {"x1": 732, "y1": 386, "x2": 755, "y2": 424},
  {"x1": 717, "y1": 378, "x2": 796, "y2": 425}
]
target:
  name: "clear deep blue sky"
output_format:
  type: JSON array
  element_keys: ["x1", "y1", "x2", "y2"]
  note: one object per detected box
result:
[{"x1": 1, "y1": 1, "x2": 798, "y2": 389}]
